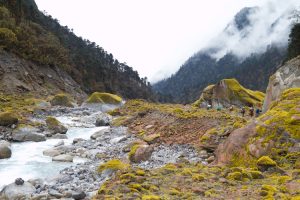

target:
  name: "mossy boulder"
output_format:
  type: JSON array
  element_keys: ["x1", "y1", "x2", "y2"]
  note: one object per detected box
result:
[
  {"x1": 0, "y1": 112, "x2": 18, "y2": 126},
  {"x1": 194, "y1": 79, "x2": 265, "y2": 108},
  {"x1": 128, "y1": 143, "x2": 154, "y2": 163},
  {"x1": 86, "y1": 92, "x2": 122, "y2": 104},
  {"x1": 257, "y1": 156, "x2": 277, "y2": 171},
  {"x1": 46, "y1": 116, "x2": 67, "y2": 134},
  {"x1": 50, "y1": 94, "x2": 74, "y2": 107},
  {"x1": 98, "y1": 159, "x2": 129, "y2": 173}
]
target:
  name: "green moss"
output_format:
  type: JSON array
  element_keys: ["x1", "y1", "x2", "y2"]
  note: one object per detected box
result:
[
  {"x1": 0, "y1": 111, "x2": 18, "y2": 126},
  {"x1": 45, "y1": 116, "x2": 60, "y2": 129},
  {"x1": 50, "y1": 94, "x2": 73, "y2": 107},
  {"x1": 169, "y1": 188, "x2": 181, "y2": 195},
  {"x1": 136, "y1": 169, "x2": 146, "y2": 176},
  {"x1": 87, "y1": 92, "x2": 122, "y2": 104},
  {"x1": 129, "y1": 183, "x2": 142, "y2": 191},
  {"x1": 98, "y1": 159, "x2": 129, "y2": 173},
  {"x1": 257, "y1": 156, "x2": 277, "y2": 167},
  {"x1": 192, "y1": 174, "x2": 205, "y2": 181}
]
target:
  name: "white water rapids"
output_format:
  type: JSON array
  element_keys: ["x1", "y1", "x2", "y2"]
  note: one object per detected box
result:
[{"x1": 0, "y1": 117, "x2": 107, "y2": 190}]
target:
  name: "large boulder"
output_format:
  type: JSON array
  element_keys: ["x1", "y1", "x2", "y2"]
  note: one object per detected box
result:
[
  {"x1": 50, "y1": 94, "x2": 74, "y2": 107},
  {"x1": 0, "y1": 181, "x2": 35, "y2": 200},
  {"x1": 12, "y1": 126, "x2": 46, "y2": 142},
  {"x1": 128, "y1": 142, "x2": 154, "y2": 163},
  {"x1": 46, "y1": 116, "x2": 68, "y2": 134},
  {"x1": 194, "y1": 79, "x2": 265, "y2": 108},
  {"x1": 215, "y1": 88, "x2": 300, "y2": 168},
  {"x1": 90, "y1": 128, "x2": 110, "y2": 140},
  {"x1": 86, "y1": 92, "x2": 122, "y2": 105},
  {"x1": 0, "y1": 140, "x2": 11, "y2": 159},
  {"x1": 0, "y1": 112, "x2": 18, "y2": 126},
  {"x1": 263, "y1": 56, "x2": 300, "y2": 112}
]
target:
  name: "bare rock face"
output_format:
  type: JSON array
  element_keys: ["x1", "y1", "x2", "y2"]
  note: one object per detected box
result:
[{"x1": 263, "y1": 56, "x2": 300, "y2": 112}]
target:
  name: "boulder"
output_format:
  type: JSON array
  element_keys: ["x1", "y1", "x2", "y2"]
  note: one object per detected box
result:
[
  {"x1": 52, "y1": 154, "x2": 73, "y2": 162},
  {"x1": 43, "y1": 148, "x2": 62, "y2": 157},
  {"x1": 0, "y1": 181, "x2": 35, "y2": 200},
  {"x1": 128, "y1": 143, "x2": 154, "y2": 163},
  {"x1": 0, "y1": 112, "x2": 18, "y2": 126},
  {"x1": 51, "y1": 133, "x2": 68, "y2": 139},
  {"x1": 50, "y1": 94, "x2": 74, "y2": 107},
  {"x1": 95, "y1": 118, "x2": 110, "y2": 126},
  {"x1": 90, "y1": 128, "x2": 110, "y2": 140},
  {"x1": 0, "y1": 140, "x2": 11, "y2": 159},
  {"x1": 263, "y1": 56, "x2": 300, "y2": 112},
  {"x1": 12, "y1": 126, "x2": 46, "y2": 142},
  {"x1": 193, "y1": 79, "x2": 265, "y2": 108},
  {"x1": 72, "y1": 191, "x2": 86, "y2": 200},
  {"x1": 86, "y1": 92, "x2": 122, "y2": 104},
  {"x1": 46, "y1": 116, "x2": 68, "y2": 134}
]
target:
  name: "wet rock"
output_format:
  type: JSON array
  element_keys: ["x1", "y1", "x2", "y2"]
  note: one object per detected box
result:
[
  {"x1": 207, "y1": 156, "x2": 215, "y2": 163},
  {"x1": 51, "y1": 133, "x2": 68, "y2": 139},
  {"x1": 48, "y1": 189, "x2": 63, "y2": 198},
  {"x1": 95, "y1": 118, "x2": 110, "y2": 126},
  {"x1": 73, "y1": 138, "x2": 86, "y2": 144},
  {"x1": 90, "y1": 128, "x2": 110, "y2": 140},
  {"x1": 72, "y1": 191, "x2": 86, "y2": 200},
  {"x1": 46, "y1": 116, "x2": 68, "y2": 135},
  {"x1": 15, "y1": 178, "x2": 24, "y2": 185},
  {"x1": 54, "y1": 140, "x2": 65, "y2": 147},
  {"x1": 0, "y1": 181, "x2": 35, "y2": 200},
  {"x1": 43, "y1": 148, "x2": 62, "y2": 157},
  {"x1": 12, "y1": 126, "x2": 46, "y2": 142},
  {"x1": 52, "y1": 154, "x2": 73, "y2": 162},
  {"x1": 0, "y1": 140, "x2": 11, "y2": 159},
  {"x1": 199, "y1": 150, "x2": 208, "y2": 159}
]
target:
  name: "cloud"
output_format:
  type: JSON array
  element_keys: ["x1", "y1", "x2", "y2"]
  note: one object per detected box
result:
[{"x1": 207, "y1": 0, "x2": 300, "y2": 60}]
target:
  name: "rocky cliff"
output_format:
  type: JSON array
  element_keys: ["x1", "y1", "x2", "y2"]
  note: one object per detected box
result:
[{"x1": 263, "y1": 55, "x2": 300, "y2": 112}]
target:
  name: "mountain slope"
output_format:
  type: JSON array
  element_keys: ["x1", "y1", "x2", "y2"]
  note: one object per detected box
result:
[
  {"x1": 154, "y1": 5, "x2": 297, "y2": 103},
  {"x1": 0, "y1": 0, "x2": 153, "y2": 100}
]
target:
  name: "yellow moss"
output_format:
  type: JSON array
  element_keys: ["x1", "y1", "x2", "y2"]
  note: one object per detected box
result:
[
  {"x1": 87, "y1": 92, "x2": 122, "y2": 104},
  {"x1": 169, "y1": 188, "x2": 181, "y2": 195},
  {"x1": 248, "y1": 170, "x2": 264, "y2": 179},
  {"x1": 128, "y1": 144, "x2": 140, "y2": 162},
  {"x1": 136, "y1": 169, "x2": 146, "y2": 176},
  {"x1": 192, "y1": 174, "x2": 205, "y2": 181},
  {"x1": 129, "y1": 183, "x2": 142, "y2": 191},
  {"x1": 50, "y1": 94, "x2": 73, "y2": 107},
  {"x1": 98, "y1": 159, "x2": 129, "y2": 173},
  {"x1": 226, "y1": 172, "x2": 242, "y2": 181},
  {"x1": 0, "y1": 111, "x2": 18, "y2": 126},
  {"x1": 257, "y1": 156, "x2": 277, "y2": 167},
  {"x1": 143, "y1": 134, "x2": 160, "y2": 143},
  {"x1": 142, "y1": 195, "x2": 161, "y2": 200},
  {"x1": 204, "y1": 189, "x2": 218, "y2": 198}
]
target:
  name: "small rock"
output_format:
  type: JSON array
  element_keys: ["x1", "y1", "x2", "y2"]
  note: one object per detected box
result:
[
  {"x1": 52, "y1": 154, "x2": 73, "y2": 162},
  {"x1": 73, "y1": 138, "x2": 85, "y2": 144},
  {"x1": 48, "y1": 189, "x2": 63, "y2": 198},
  {"x1": 95, "y1": 118, "x2": 110, "y2": 126},
  {"x1": 207, "y1": 156, "x2": 215, "y2": 163},
  {"x1": 54, "y1": 140, "x2": 64, "y2": 147},
  {"x1": 0, "y1": 141, "x2": 12, "y2": 159},
  {"x1": 51, "y1": 134, "x2": 68, "y2": 139},
  {"x1": 90, "y1": 128, "x2": 110, "y2": 140},
  {"x1": 72, "y1": 191, "x2": 86, "y2": 200},
  {"x1": 15, "y1": 178, "x2": 24, "y2": 185}
]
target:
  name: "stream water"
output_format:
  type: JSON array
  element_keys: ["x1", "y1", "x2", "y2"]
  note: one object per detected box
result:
[{"x1": 0, "y1": 117, "x2": 106, "y2": 190}]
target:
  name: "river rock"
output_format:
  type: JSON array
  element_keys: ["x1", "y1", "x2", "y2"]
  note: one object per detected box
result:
[
  {"x1": 43, "y1": 148, "x2": 62, "y2": 157},
  {"x1": 0, "y1": 112, "x2": 18, "y2": 127},
  {"x1": 48, "y1": 189, "x2": 63, "y2": 198},
  {"x1": 52, "y1": 154, "x2": 73, "y2": 162},
  {"x1": 0, "y1": 140, "x2": 11, "y2": 159},
  {"x1": 90, "y1": 128, "x2": 110, "y2": 140},
  {"x1": 15, "y1": 178, "x2": 24, "y2": 185},
  {"x1": 73, "y1": 138, "x2": 86, "y2": 144},
  {"x1": 54, "y1": 140, "x2": 64, "y2": 147},
  {"x1": 0, "y1": 181, "x2": 36, "y2": 200},
  {"x1": 12, "y1": 126, "x2": 46, "y2": 142},
  {"x1": 72, "y1": 191, "x2": 86, "y2": 200},
  {"x1": 51, "y1": 133, "x2": 68, "y2": 139},
  {"x1": 46, "y1": 116, "x2": 68, "y2": 135},
  {"x1": 95, "y1": 118, "x2": 110, "y2": 126}
]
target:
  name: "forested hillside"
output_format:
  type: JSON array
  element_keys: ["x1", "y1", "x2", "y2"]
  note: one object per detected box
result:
[
  {"x1": 154, "y1": 6, "x2": 296, "y2": 103},
  {"x1": 0, "y1": 0, "x2": 154, "y2": 99}
]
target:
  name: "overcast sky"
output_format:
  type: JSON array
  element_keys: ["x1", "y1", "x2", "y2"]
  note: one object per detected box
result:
[{"x1": 35, "y1": 0, "x2": 268, "y2": 83}]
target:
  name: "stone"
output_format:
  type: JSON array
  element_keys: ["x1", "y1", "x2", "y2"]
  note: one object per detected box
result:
[
  {"x1": 95, "y1": 118, "x2": 110, "y2": 126},
  {"x1": 52, "y1": 154, "x2": 73, "y2": 162},
  {"x1": 129, "y1": 144, "x2": 154, "y2": 163},
  {"x1": 46, "y1": 116, "x2": 68, "y2": 135},
  {"x1": 0, "y1": 112, "x2": 18, "y2": 126},
  {"x1": 54, "y1": 140, "x2": 64, "y2": 147},
  {"x1": 0, "y1": 181, "x2": 35, "y2": 200},
  {"x1": 263, "y1": 57, "x2": 300, "y2": 112},
  {"x1": 15, "y1": 178, "x2": 24, "y2": 185},
  {"x1": 207, "y1": 156, "x2": 215, "y2": 163},
  {"x1": 43, "y1": 148, "x2": 62, "y2": 157},
  {"x1": 51, "y1": 133, "x2": 68, "y2": 139},
  {"x1": 48, "y1": 189, "x2": 63, "y2": 198},
  {"x1": 90, "y1": 128, "x2": 110, "y2": 140},
  {"x1": 72, "y1": 191, "x2": 86, "y2": 200},
  {"x1": 12, "y1": 126, "x2": 46, "y2": 142},
  {"x1": 73, "y1": 138, "x2": 86, "y2": 144},
  {"x1": 0, "y1": 141, "x2": 11, "y2": 159}
]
